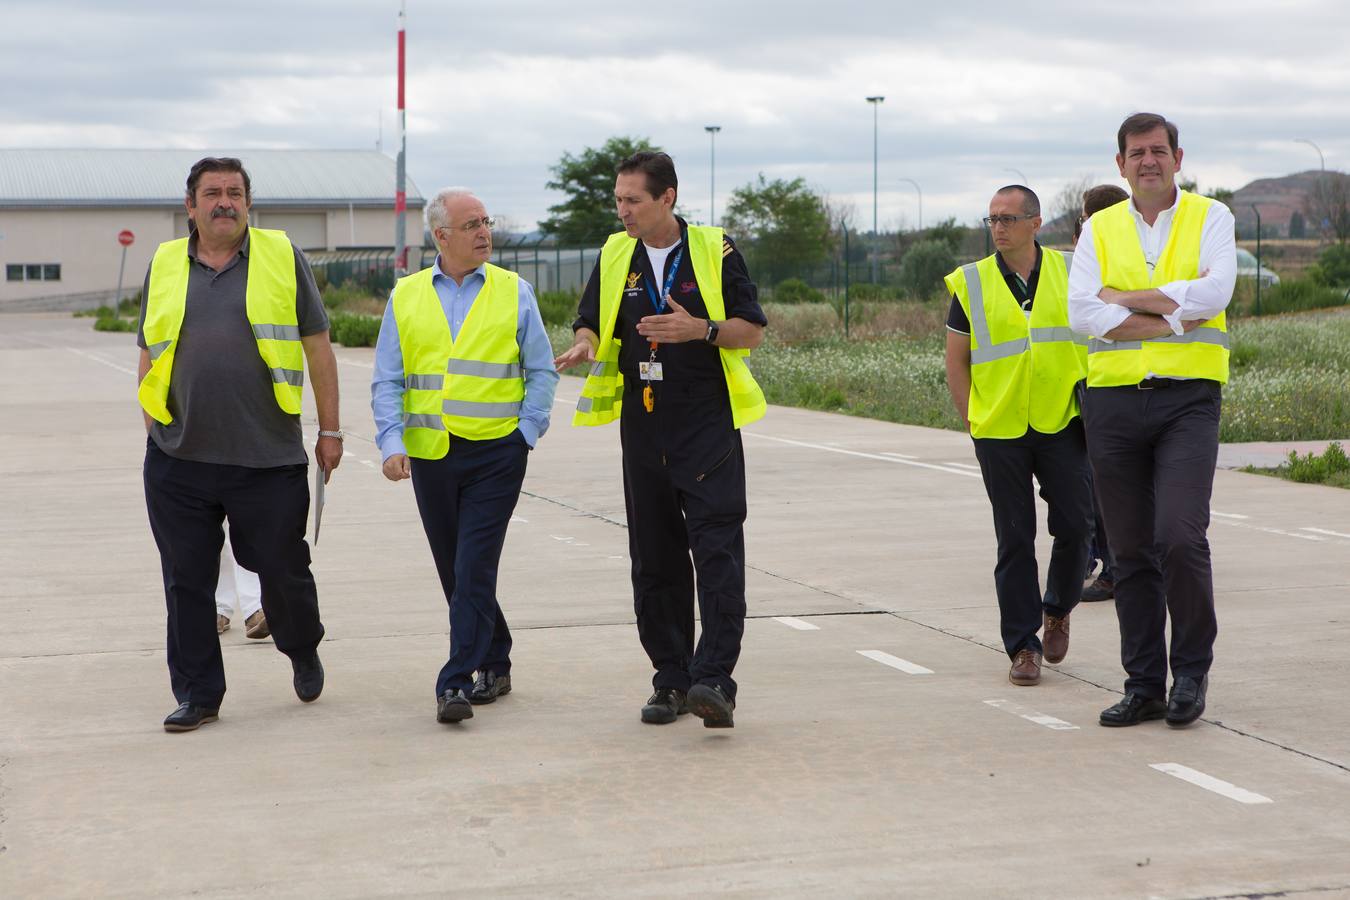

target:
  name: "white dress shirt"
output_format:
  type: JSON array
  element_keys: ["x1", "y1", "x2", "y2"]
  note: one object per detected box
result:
[{"x1": 1067, "y1": 189, "x2": 1236, "y2": 340}]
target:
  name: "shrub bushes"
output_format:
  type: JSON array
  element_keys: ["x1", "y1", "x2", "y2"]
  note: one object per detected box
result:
[
  {"x1": 772, "y1": 278, "x2": 827, "y2": 305},
  {"x1": 321, "y1": 279, "x2": 377, "y2": 311},
  {"x1": 897, "y1": 239, "x2": 956, "y2": 301},
  {"x1": 1285, "y1": 442, "x2": 1349, "y2": 485},
  {"x1": 93, "y1": 315, "x2": 135, "y2": 333},
  {"x1": 1307, "y1": 243, "x2": 1350, "y2": 287},
  {"x1": 536, "y1": 289, "x2": 580, "y2": 327},
  {"x1": 1252, "y1": 278, "x2": 1348, "y2": 316},
  {"x1": 329, "y1": 312, "x2": 382, "y2": 347}
]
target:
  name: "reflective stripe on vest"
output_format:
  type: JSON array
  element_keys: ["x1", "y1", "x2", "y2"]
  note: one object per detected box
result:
[
  {"x1": 138, "y1": 227, "x2": 302, "y2": 425},
  {"x1": 392, "y1": 262, "x2": 523, "y2": 459},
  {"x1": 1086, "y1": 192, "x2": 1229, "y2": 386},
  {"x1": 945, "y1": 249, "x2": 1087, "y2": 439},
  {"x1": 573, "y1": 225, "x2": 766, "y2": 429}
]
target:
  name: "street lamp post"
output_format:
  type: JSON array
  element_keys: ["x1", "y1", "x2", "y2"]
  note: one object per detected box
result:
[
  {"x1": 705, "y1": 125, "x2": 721, "y2": 226},
  {"x1": 898, "y1": 177, "x2": 922, "y2": 232},
  {"x1": 1004, "y1": 167, "x2": 1028, "y2": 184},
  {"x1": 1295, "y1": 138, "x2": 1325, "y2": 172},
  {"x1": 866, "y1": 96, "x2": 885, "y2": 282}
]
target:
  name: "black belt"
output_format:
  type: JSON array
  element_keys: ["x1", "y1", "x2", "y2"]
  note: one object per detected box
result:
[{"x1": 1136, "y1": 378, "x2": 1182, "y2": 390}]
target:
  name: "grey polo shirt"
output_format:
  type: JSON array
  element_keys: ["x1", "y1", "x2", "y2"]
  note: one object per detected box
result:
[{"x1": 137, "y1": 232, "x2": 329, "y2": 468}]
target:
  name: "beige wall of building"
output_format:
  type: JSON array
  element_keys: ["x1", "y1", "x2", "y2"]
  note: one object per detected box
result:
[{"x1": 1, "y1": 205, "x2": 423, "y2": 308}]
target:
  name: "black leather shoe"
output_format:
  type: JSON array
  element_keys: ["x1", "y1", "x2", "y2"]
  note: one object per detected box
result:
[
  {"x1": 291, "y1": 651, "x2": 324, "y2": 703},
  {"x1": 163, "y1": 702, "x2": 219, "y2": 733},
  {"x1": 687, "y1": 683, "x2": 735, "y2": 729},
  {"x1": 1081, "y1": 576, "x2": 1114, "y2": 602},
  {"x1": 1166, "y1": 674, "x2": 1208, "y2": 727},
  {"x1": 469, "y1": 671, "x2": 511, "y2": 705},
  {"x1": 1099, "y1": 693, "x2": 1166, "y2": 727},
  {"x1": 640, "y1": 688, "x2": 688, "y2": 724},
  {"x1": 437, "y1": 689, "x2": 474, "y2": 723}
]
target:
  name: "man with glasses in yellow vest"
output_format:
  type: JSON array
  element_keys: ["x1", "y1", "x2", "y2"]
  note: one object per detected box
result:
[
  {"x1": 554, "y1": 151, "x2": 766, "y2": 729},
  {"x1": 137, "y1": 157, "x2": 343, "y2": 733},
  {"x1": 372, "y1": 188, "x2": 558, "y2": 726},
  {"x1": 1069, "y1": 113, "x2": 1236, "y2": 728},
  {"x1": 945, "y1": 185, "x2": 1092, "y2": 688}
]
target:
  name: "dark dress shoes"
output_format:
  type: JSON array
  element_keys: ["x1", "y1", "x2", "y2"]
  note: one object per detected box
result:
[
  {"x1": 1166, "y1": 674, "x2": 1208, "y2": 727},
  {"x1": 469, "y1": 671, "x2": 511, "y2": 705},
  {"x1": 292, "y1": 651, "x2": 324, "y2": 703},
  {"x1": 687, "y1": 683, "x2": 735, "y2": 729},
  {"x1": 640, "y1": 687, "x2": 688, "y2": 725},
  {"x1": 437, "y1": 688, "x2": 474, "y2": 723},
  {"x1": 1099, "y1": 692, "x2": 1167, "y2": 727},
  {"x1": 163, "y1": 702, "x2": 219, "y2": 733}
]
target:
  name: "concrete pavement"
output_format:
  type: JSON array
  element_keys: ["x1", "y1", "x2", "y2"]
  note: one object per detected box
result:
[{"x1": 2, "y1": 313, "x2": 1349, "y2": 898}]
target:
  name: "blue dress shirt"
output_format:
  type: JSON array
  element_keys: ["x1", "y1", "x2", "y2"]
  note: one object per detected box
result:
[{"x1": 371, "y1": 258, "x2": 559, "y2": 460}]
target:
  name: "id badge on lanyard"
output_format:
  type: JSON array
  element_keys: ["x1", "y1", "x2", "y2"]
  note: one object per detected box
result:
[{"x1": 641, "y1": 245, "x2": 683, "y2": 413}]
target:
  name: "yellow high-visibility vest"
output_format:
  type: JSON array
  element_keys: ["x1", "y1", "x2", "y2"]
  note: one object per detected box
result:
[
  {"x1": 139, "y1": 227, "x2": 303, "y2": 425},
  {"x1": 574, "y1": 225, "x2": 766, "y2": 428},
  {"x1": 393, "y1": 262, "x2": 523, "y2": 458},
  {"x1": 945, "y1": 249, "x2": 1087, "y2": 439},
  {"x1": 1087, "y1": 192, "x2": 1229, "y2": 386}
]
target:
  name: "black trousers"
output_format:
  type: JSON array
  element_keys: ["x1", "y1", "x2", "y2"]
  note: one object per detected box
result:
[
  {"x1": 972, "y1": 420, "x2": 1093, "y2": 659},
  {"x1": 410, "y1": 432, "x2": 529, "y2": 698},
  {"x1": 143, "y1": 439, "x2": 324, "y2": 708},
  {"x1": 620, "y1": 379, "x2": 747, "y2": 701},
  {"x1": 1083, "y1": 380, "x2": 1222, "y2": 699}
]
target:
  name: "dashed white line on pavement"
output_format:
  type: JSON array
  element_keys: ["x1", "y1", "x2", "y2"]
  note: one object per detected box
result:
[
  {"x1": 1214, "y1": 519, "x2": 1324, "y2": 541},
  {"x1": 1212, "y1": 511, "x2": 1250, "y2": 520},
  {"x1": 510, "y1": 516, "x2": 529, "y2": 524},
  {"x1": 772, "y1": 616, "x2": 820, "y2": 631},
  {"x1": 338, "y1": 358, "x2": 373, "y2": 369},
  {"x1": 983, "y1": 699, "x2": 1079, "y2": 731},
  {"x1": 943, "y1": 461, "x2": 981, "y2": 470},
  {"x1": 744, "y1": 433, "x2": 980, "y2": 479},
  {"x1": 881, "y1": 451, "x2": 916, "y2": 459},
  {"x1": 1149, "y1": 764, "x2": 1273, "y2": 805},
  {"x1": 1302, "y1": 526, "x2": 1350, "y2": 540},
  {"x1": 857, "y1": 650, "x2": 934, "y2": 675}
]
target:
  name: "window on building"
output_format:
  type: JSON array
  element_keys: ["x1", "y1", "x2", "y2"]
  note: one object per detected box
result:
[{"x1": 5, "y1": 263, "x2": 62, "y2": 282}]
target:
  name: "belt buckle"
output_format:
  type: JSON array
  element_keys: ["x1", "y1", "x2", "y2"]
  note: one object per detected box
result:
[{"x1": 1137, "y1": 379, "x2": 1156, "y2": 391}]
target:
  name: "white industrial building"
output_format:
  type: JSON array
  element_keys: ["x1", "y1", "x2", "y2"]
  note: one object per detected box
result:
[{"x1": 0, "y1": 148, "x2": 424, "y2": 310}]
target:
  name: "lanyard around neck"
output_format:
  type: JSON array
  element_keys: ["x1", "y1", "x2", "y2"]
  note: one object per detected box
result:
[{"x1": 643, "y1": 243, "x2": 684, "y2": 314}]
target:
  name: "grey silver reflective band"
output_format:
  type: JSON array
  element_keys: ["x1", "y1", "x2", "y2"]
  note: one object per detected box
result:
[
  {"x1": 1088, "y1": 329, "x2": 1229, "y2": 354},
  {"x1": 403, "y1": 413, "x2": 445, "y2": 430},
  {"x1": 577, "y1": 395, "x2": 616, "y2": 413},
  {"x1": 447, "y1": 359, "x2": 521, "y2": 379},
  {"x1": 1030, "y1": 327, "x2": 1088, "y2": 345},
  {"x1": 270, "y1": 367, "x2": 304, "y2": 387},
  {"x1": 963, "y1": 263, "x2": 992, "y2": 349},
  {"x1": 970, "y1": 337, "x2": 1029, "y2": 365},
  {"x1": 589, "y1": 359, "x2": 617, "y2": 377},
  {"x1": 406, "y1": 374, "x2": 445, "y2": 391},
  {"x1": 442, "y1": 399, "x2": 522, "y2": 418},
  {"x1": 252, "y1": 323, "x2": 302, "y2": 341},
  {"x1": 147, "y1": 340, "x2": 171, "y2": 361}
]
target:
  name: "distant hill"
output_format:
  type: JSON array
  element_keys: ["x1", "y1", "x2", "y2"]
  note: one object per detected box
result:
[{"x1": 1230, "y1": 170, "x2": 1324, "y2": 238}]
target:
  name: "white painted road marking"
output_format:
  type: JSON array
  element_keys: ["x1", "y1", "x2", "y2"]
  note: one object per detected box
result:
[
  {"x1": 1212, "y1": 511, "x2": 1250, "y2": 520},
  {"x1": 1149, "y1": 764, "x2": 1272, "y2": 804},
  {"x1": 1214, "y1": 519, "x2": 1324, "y2": 541},
  {"x1": 857, "y1": 650, "x2": 934, "y2": 675},
  {"x1": 745, "y1": 433, "x2": 980, "y2": 479},
  {"x1": 881, "y1": 451, "x2": 916, "y2": 459},
  {"x1": 983, "y1": 699, "x2": 1079, "y2": 731},
  {"x1": 773, "y1": 616, "x2": 820, "y2": 631},
  {"x1": 1302, "y1": 527, "x2": 1350, "y2": 540},
  {"x1": 943, "y1": 461, "x2": 981, "y2": 470}
]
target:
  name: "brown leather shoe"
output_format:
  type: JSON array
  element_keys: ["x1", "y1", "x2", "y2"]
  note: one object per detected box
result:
[
  {"x1": 1009, "y1": 649, "x2": 1042, "y2": 685},
  {"x1": 216, "y1": 614, "x2": 230, "y2": 635},
  {"x1": 1043, "y1": 612, "x2": 1070, "y2": 664},
  {"x1": 244, "y1": 610, "x2": 270, "y2": 640}
]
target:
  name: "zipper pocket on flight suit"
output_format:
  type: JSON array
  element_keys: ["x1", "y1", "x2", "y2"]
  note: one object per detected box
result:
[{"x1": 696, "y1": 446, "x2": 735, "y2": 482}]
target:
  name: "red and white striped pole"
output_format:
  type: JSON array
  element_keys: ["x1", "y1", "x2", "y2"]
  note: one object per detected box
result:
[{"x1": 393, "y1": 0, "x2": 408, "y2": 277}]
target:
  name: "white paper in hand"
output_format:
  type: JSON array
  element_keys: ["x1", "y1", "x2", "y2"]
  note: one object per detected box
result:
[{"x1": 313, "y1": 464, "x2": 326, "y2": 545}]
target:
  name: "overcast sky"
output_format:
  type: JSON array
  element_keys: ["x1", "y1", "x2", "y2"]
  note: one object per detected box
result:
[{"x1": 3, "y1": 0, "x2": 1347, "y2": 234}]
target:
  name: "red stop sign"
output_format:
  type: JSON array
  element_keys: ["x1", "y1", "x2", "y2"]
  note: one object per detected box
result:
[{"x1": 118, "y1": 229, "x2": 135, "y2": 247}]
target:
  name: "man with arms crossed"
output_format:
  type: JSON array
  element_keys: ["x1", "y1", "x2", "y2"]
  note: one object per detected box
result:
[
  {"x1": 1068, "y1": 113, "x2": 1236, "y2": 728},
  {"x1": 945, "y1": 185, "x2": 1091, "y2": 687}
]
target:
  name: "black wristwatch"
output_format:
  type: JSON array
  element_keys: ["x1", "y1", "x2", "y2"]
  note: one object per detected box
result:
[{"x1": 703, "y1": 319, "x2": 720, "y2": 345}]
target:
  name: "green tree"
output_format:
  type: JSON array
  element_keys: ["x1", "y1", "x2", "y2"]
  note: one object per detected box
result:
[
  {"x1": 721, "y1": 175, "x2": 832, "y2": 284},
  {"x1": 897, "y1": 239, "x2": 956, "y2": 301},
  {"x1": 540, "y1": 136, "x2": 655, "y2": 246}
]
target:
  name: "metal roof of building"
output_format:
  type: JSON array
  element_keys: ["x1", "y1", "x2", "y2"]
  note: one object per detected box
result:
[{"x1": 0, "y1": 149, "x2": 424, "y2": 208}]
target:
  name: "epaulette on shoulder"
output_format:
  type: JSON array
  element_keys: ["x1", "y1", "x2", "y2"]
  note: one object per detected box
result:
[{"x1": 722, "y1": 239, "x2": 733, "y2": 258}]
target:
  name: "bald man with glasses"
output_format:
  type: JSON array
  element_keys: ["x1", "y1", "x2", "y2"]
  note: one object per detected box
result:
[{"x1": 944, "y1": 185, "x2": 1093, "y2": 687}]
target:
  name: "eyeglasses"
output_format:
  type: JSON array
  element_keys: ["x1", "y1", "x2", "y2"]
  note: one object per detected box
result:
[
  {"x1": 440, "y1": 216, "x2": 495, "y2": 234},
  {"x1": 982, "y1": 214, "x2": 1037, "y2": 228}
]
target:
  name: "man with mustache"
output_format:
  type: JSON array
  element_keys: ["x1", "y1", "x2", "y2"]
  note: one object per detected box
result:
[
  {"x1": 371, "y1": 188, "x2": 558, "y2": 725},
  {"x1": 1068, "y1": 113, "x2": 1236, "y2": 728},
  {"x1": 554, "y1": 151, "x2": 767, "y2": 729},
  {"x1": 137, "y1": 156, "x2": 342, "y2": 732}
]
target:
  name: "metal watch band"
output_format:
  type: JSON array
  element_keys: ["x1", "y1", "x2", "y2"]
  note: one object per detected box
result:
[{"x1": 318, "y1": 430, "x2": 344, "y2": 440}]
